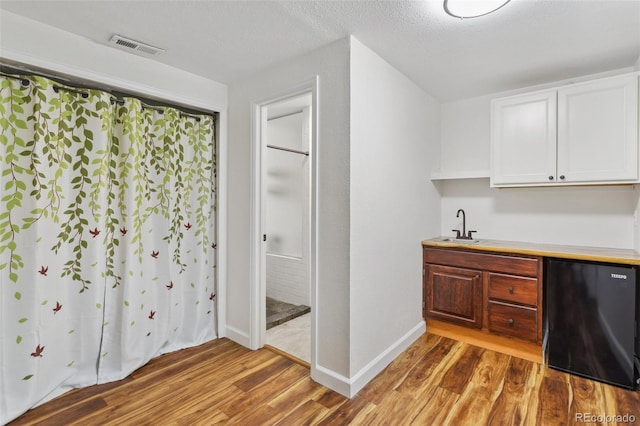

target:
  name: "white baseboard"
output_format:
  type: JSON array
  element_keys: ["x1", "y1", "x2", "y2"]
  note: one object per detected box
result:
[
  {"x1": 311, "y1": 365, "x2": 352, "y2": 398},
  {"x1": 349, "y1": 320, "x2": 426, "y2": 397},
  {"x1": 311, "y1": 320, "x2": 426, "y2": 398},
  {"x1": 225, "y1": 325, "x2": 251, "y2": 348}
]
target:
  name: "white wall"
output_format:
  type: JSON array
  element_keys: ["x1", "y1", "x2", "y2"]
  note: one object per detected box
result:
[
  {"x1": 440, "y1": 179, "x2": 638, "y2": 248},
  {"x1": 266, "y1": 255, "x2": 308, "y2": 306},
  {"x1": 438, "y1": 67, "x2": 640, "y2": 249},
  {"x1": 227, "y1": 38, "x2": 352, "y2": 385},
  {"x1": 440, "y1": 97, "x2": 490, "y2": 176},
  {"x1": 0, "y1": 11, "x2": 227, "y2": 112},
  {"x1": 349, "y1": 39, "x2": 440, "y2": 389},
  {"x1": 229, "y1": 36, "x2": 442, "y2": 397}
]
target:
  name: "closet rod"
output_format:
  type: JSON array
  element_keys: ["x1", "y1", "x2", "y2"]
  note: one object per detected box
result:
[
  {"x1": 267, "y1": 110, "x2": 303, "y2": 121},
  {"x1": 266, "y1": 144, "x2": 309, "y2": 156}
]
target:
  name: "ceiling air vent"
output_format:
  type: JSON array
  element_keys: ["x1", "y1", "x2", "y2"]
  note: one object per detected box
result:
[{"x1": 109, "y1": 35, "x2": 165, "y2": 57}]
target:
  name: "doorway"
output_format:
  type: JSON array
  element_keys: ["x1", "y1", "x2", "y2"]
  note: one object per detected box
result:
[
  {"x1": 250, "y1": 80, "x2": 317, "y2": 367},
  {"x1": 263, "y1": 95, "x2": 312, "y2": 363}
]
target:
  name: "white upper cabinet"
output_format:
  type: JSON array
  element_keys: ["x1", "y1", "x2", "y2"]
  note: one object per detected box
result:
[
  {"x1": 491, "y1": 73, "x2": 639, "y2": 187},
  {"x1": 557, "y1": 75, "x2": 638, "y2": 183},
  {"x1": 491, "y1": 91, "x2": 557, "y2": 185}
]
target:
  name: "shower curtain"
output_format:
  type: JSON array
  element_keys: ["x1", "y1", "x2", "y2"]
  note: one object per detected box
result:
[{"x1": 0, "y1": 73, "x2": 217, "y2": 423}]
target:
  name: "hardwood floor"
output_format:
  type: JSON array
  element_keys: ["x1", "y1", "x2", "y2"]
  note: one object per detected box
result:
[{"x1": 9, "y1": 333, "x2": 640, "y2": 425}]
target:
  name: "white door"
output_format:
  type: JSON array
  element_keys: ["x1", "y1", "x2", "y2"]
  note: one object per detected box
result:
[
  {"x1": 557, "y1": 74, "x2": 638, "y2": 183},
  {"x1": 491, "y1": 90, "x2": 557, "y2": 186}
]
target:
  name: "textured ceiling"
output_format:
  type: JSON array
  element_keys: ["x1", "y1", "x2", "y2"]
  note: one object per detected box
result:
[{"x1": 1, "y1": 0, "x2": 639, "y2": 101}]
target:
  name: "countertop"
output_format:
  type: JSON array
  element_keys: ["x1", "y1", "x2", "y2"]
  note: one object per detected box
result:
[{"x1": 422, "y1": 237, "x2": 640, "y2": 266}]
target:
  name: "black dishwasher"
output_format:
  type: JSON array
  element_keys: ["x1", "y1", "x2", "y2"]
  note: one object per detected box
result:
[{"x1": 545, "y1": 258, "x2": 639, "y2": 389}]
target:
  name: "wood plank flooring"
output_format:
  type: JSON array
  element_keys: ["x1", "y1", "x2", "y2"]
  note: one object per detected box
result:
[{"x1": 9, "y1": 333, "x2": 640, "y2": 425}]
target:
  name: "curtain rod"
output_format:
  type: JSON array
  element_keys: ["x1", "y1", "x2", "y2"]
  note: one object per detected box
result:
[
  {"x1": 1, "y1": 73, "x2": 205, "y2": 122},
  {"x1": 53, "y1": 84, "x2": 89, "y2": 99},
  {"x1": 0, "y1": 65, "x2": 214, "y2": 121},
  {"x1": 266, "y1": 144, "x2": 309, "y2": 156},
  {"x1": 1, "y1": 73, "x2": 30, "y2": 87}
]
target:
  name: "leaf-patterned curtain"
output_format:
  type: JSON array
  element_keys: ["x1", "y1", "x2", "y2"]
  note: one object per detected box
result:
[{"x1": 0, "y1": 73, "x2": 217, "y2": 423}]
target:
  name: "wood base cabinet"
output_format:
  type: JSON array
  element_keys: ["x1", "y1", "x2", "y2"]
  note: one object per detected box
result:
[
  {"x1": 423, "y1": 247, "x2": 543, "y2": 345},
  {"x1": 425, "y1": 265, "x2": 482, "y2": 328}
]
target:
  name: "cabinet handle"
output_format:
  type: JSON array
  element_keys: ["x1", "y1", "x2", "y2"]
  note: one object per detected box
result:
[
  {"x1": 508, "y1": 319, "x2": 514, "y2": 326},
  {"x1": 559, "y1": 175, "x2": 565, "y2": 180},
  {"x1": 548, "y1": 176, "x2": 554, "y2": 181},
  {"x1": 509, "y1": 286, "x2": 514, "y2": 294}
]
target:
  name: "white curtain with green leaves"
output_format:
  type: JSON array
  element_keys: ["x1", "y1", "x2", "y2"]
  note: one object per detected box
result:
[{"x1": 0, "y1": 74, "x2": 217, "y2": 423}]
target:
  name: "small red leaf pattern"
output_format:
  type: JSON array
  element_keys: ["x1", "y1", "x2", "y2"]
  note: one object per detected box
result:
[
  {"x1": 53, "y1": 301, "x2": 62, "y2": 314},
  {"x1": 166, "y1": 281, "x2": 173, "y2": 290},
  {"x1": 120, "y1": 227, "x2": 128, "y2": 236},
  {"x1": 209, "y1": 293, "x2": 216, "y2": 301},
  {"x1": 151, "y1": 250, "x2": 159, "y2": 259},
  {"x1": 184, "y1": 222, "x2": 192, "y2": 230},
  {"x1": 148, "y1": 310, "x2": 156, "y2": 320},
  {"x1": 89, "y1": 227, "x2": 100, "y2": 238},
  {"x1": 211, "y1": 243, "x2": 217, "y2": 249},
  {"x1": 31, "y1": 344, "x2": 44, "y2": 357},
  {"x1": 38, "y1": 266, "x2": 48, "y2": 276}
]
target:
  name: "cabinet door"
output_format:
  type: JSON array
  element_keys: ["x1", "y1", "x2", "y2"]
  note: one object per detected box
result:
[
  {"x1": 557, "y1": 74, "x2": 638, "y2": 183},
  {"x1": 491, "y1": 90, "x2": 557, "y2": 186},
  {"x1": 425, "y1": 265, "x2": 482, "y2": 328}
]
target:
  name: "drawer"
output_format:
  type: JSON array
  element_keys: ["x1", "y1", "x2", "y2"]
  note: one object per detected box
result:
[
  {"x1": 488, "y1": 301, "x2": 537, "y2": 342},
  {"x1": 423, "y1": 248, "x2": 539, "y2": 277},
  {"x1": 487, "y1": 273, "x2": 538, "y2": 307}
]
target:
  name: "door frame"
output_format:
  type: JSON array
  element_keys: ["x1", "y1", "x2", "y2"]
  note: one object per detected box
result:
[{"x1": 249, "y1": 77, "x2": 318, "y2": 366}]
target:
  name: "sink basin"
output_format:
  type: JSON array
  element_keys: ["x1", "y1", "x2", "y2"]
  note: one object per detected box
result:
[{"x1": 435, "y1": 237, "x2": 482, "y2": 244}]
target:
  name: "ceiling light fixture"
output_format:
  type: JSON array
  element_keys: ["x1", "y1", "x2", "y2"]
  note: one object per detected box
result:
[{"x1": 443, "y1": 0, "x2": 511, "y2": 19}]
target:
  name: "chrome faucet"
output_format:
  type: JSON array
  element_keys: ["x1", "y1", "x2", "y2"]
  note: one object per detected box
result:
[{"x1": 452, "y1": 209, "x2": 476, "y2": 240}]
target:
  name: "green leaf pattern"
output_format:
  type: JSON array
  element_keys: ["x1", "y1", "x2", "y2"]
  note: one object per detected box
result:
[{"x1": 0, "y1": 73, "x2": 217, "y2": 422}]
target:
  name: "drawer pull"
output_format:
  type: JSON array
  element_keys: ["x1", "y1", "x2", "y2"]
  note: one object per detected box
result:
[
  {"x1": 508, "y1": 318, "x2": 514, "y2": 326},
  {"x1": 508, "y1": 286, "x2": 514, "y2": 294}
]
